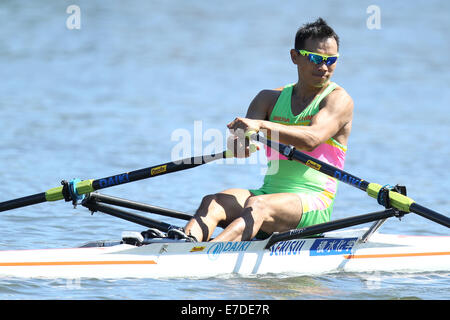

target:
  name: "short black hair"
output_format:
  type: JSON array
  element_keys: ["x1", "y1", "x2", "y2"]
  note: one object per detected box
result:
[{"x1": 294, "y1": 18, "x2": 340, "y2": 50}]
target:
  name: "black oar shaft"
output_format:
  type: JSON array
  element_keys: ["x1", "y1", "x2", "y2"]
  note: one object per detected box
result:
[
  {"x1": 91, "y1": 153, "x2": 226, "y2": 191},
  {"x1": 256, "y1": 134, "x2": 370, "y2": 191},
  {"x1": 252, "y1": 133, "x2": 449, "y2": 229},
  {"x1": 0, "y1": 192, "x2": 47, "y2": 212},
  {"x1": 0, "y1": 151, "x2": 227, "y2": 212},
  {"x1": 410, "y1": 203, "x2": 450, "y2": 228}
]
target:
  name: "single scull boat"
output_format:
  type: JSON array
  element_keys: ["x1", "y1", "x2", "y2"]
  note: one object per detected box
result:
[
  {"x1": 0, "y1": 227, "x2": 448, "y2": 279},
  {"x1": 0, "y1": 132, "x2": 448, "y2": 279}
]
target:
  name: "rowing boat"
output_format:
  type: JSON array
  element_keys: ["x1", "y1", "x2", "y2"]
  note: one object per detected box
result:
[
  {"x1": 0, "y1": 191, "x2": 448, "y2": 279},
  {"x1": 0, "y1": 222, "x2": 448, "y2": 279},
  {"x1": 0, "y1": 225, "x2": 448, "y2": 279},
  {"x1": 0, "y1": 132, "x2": 448, "y2": 279}
]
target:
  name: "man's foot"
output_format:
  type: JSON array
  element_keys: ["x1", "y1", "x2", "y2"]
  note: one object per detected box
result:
[{"x1": 167, "y1": 227, "x2": 198, "y2": 242}]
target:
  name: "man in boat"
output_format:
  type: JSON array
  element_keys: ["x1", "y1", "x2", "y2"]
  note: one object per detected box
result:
[{"x1": 182, "y1": 18, "x2": 354, "y2": 242}]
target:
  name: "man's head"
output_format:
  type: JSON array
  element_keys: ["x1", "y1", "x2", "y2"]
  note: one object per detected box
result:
[{"x1": 290, "y1": 18, "x2": 340, "y2": 88}]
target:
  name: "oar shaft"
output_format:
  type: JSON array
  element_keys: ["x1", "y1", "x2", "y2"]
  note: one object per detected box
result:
[
  {"x1": 0, "y1": 193, "x2": 46, "y2": 212},
  {"x1": 0, "y1": 151, "x2": 228, "y2": 212},
  {"x1": 255, "y1": 134, "x2": 369, "y2": 191},
  {"x1": 410, "y1": 203, "x2": 450, "y2": 228},
  {"x1": 91, "y1": 153, "x2": 226, "y2": 191},
  {"x1": 251, "y1": 133, "x2": 449, "y2": 228}
]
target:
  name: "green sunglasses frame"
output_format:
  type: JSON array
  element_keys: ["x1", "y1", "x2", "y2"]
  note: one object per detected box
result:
[{"x1": 297, "y1": 49, "x2": 339, "y2": 66}]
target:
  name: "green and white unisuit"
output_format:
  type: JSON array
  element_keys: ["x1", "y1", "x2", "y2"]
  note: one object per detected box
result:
[{"x1": 249, "y1": 82, "x2": 347, "y2": 228}]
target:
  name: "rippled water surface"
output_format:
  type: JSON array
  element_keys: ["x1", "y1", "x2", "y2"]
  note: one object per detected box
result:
[{"x1": 0, "y1": 0, "x2": 449, "y2": 300}]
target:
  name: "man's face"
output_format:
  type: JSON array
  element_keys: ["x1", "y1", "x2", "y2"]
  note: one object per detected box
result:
[{"x1": 290, "y1": 37, "x2": 339, "y2": 88}]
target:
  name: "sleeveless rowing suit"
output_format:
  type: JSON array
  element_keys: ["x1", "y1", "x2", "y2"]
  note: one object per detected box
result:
[{"x1": 249, "y1": 82, "x2": 347, "y2": 228}]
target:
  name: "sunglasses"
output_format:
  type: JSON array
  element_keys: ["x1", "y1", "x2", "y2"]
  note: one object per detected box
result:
[{"x1": 297, "y1": 49, "x2": 339, "y2": 66}]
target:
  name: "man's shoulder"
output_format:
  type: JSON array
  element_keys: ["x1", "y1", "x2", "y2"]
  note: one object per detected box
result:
[
  {"x1": 257, "y1": 87, "x2": 283, "y2": 100},
  {"x1": 252, "y1": 88, "x2": 283, "y2": 108},
  {"x1": 247, "y1": 88, "x2": 284, "y2": 120},
  {"x1": 321, "y1": 84, "x2": 354, "y2": 110},
  {"x1": 329, "y1": 84, "x2": 352, "y2": 99}
]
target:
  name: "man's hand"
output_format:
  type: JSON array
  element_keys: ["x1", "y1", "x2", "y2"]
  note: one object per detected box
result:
[
  {"x1": 227, "y1": 118, "x2": 262, "y2": 158},
  {"x1": 227, "y1": 117, "x2": 262, "y2": 133},
  {"x1": 226, "y1": 130, "x2": 252, "y2": 158}
]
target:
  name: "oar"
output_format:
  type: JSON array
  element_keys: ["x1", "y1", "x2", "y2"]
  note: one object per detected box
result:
[
  {"x1": 0, "y1": 145, "x2": 257, "y2": 212},
  {"x1": 248, "y1": 132, "x2": 450, "y2": 228}
]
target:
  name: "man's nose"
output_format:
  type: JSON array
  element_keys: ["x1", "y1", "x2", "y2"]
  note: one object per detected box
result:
[{"x1": 317, "y1": 62, "x2": 329, "y2": 70}]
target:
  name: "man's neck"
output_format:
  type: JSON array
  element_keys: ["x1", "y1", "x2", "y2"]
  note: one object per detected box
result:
[{"x1": 293, "y1": 81, "x2": 330, "y2": 101}]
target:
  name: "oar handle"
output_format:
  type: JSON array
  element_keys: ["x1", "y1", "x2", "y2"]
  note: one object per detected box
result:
[
  {"x1": 223, "y1": 130, "x2": 260, "y2": 158},
  {"x1": 246, "y1": 130, "x2": 259, "y2": 141}
]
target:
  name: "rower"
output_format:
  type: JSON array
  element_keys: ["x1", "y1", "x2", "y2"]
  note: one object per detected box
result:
[{"x1": 184, "y1": 18, "x2": 354, "y2": 242}]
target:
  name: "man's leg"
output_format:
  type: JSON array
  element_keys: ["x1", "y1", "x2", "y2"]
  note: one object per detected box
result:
[
  {"x1": 184, "y1": 188, "x2": 253, "y2": 241},
  {"x1": 212, "y1": 193, "x2": 303, "y2": 242}
]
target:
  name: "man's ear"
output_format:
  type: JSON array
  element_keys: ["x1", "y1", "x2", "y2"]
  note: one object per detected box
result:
[{"x1": 290, "y1": 49, "x2": 299, "y2": 65}]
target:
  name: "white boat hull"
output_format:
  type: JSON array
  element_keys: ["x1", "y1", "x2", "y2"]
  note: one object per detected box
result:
[{"x1": 0, "y1": 229, "x2": 449, "y2": 279}]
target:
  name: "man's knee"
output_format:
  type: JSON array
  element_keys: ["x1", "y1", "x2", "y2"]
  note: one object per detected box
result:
[
  {"x1": 199, "y1": 194, "x2": 217, "y2": 206},
  {"x1": 199, "y1": 191, "x2": 239, "y2": 209},
  {"x1": 196, "y1": 193, "x2": 224, "y2": 220},
  {"x1": 244, "y1": 196, "x2": 269, "y2": 219}
]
